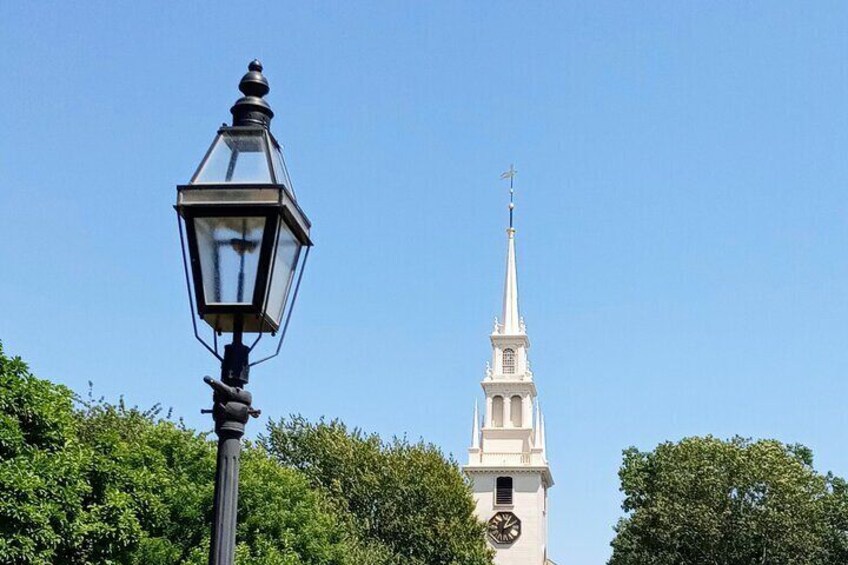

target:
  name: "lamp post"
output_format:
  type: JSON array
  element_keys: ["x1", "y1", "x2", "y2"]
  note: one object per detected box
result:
[{"x1": 175, "y1": 60, "x2": 312, "y2": 565}]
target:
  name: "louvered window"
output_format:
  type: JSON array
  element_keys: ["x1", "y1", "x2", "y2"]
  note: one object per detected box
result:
[
  {"x1": 496, "y1": 476, "x2": 513, "y2": 505},
  {"x1": 503, "y1": 349, "x2": 515, "y2": 374}
]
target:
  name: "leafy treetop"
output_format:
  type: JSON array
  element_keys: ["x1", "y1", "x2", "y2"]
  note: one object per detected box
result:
[{"x1": 609, "y1": 435, "x2": 848, "y2": 565}]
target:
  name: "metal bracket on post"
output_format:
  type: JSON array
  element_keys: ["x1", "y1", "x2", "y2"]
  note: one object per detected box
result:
[{"x1": 204, "y1": 376, "x2": 261, "y2": 434}]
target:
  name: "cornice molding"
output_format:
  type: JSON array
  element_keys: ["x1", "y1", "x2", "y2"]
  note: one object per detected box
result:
[
  {"x1": 481, "y1": 380, "x2": 538, "y2": 396},
  {"x1": 464, "y1": 465, "x2": 555, "y2": 488},
  {"x1": 490, "y1": 333, "x2": 531, "y2": 348}
]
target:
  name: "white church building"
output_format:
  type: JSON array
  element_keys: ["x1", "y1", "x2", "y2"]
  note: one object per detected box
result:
[{"x1": 464, "y1": 183, "x2": 556, "y2": 565}]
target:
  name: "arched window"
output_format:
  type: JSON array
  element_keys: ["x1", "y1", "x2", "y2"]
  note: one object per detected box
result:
[
  {"x1": 492, "y1": 396, "x2": 504, "y2": 427},
  {"x1": 496, "y1": 476, "x2": 513, "y2": 505},
  {"x1": 510, "y1": 395, "x2": 523, "y2": 427},
  {"x1": 503, "y1": 348, "x2": 515, "y2": 374}
]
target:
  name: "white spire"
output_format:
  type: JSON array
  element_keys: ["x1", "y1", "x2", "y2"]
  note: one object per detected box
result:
[
  {"x1": 471, "y1": 400, "x2": 480, "y2": 449},
  {"x1": 534, "y1": 401, "x2": 543, "y2": 446},
  {"x1": 540, "y1": 411, "x2": 547, "y2": 454},
  {"x1": 501, "y1": 228, "x2": 521, "y2": 334}
]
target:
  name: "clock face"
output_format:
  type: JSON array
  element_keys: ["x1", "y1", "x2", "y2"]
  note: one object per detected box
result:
[{"x1": 488, "y1": 511, "x2": 521, "y2": 544}]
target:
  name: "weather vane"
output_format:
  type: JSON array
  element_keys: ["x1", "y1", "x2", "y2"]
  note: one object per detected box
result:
[{"x1": 500, "y1": 164, "x2": 517, "y2": 229}]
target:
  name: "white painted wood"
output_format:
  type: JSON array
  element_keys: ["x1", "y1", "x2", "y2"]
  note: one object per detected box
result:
[{"x1": 463, "y1": 225, "x2": 554, "y2": 565}]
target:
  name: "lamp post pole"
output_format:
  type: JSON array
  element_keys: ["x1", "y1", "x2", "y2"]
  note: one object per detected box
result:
[{"x1": 205, "y1": 321, "x2": 255, "y2": 565}]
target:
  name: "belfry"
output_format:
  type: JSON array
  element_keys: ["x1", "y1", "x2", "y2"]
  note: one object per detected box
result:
[{"x1": 464, "y1": 167, "x2": 555, "y2": 565}]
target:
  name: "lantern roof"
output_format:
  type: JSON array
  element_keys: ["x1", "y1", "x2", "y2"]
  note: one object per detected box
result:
[
  {"x1": 189, "y1": 127, "x2": 293, "y2": 191},
  {"x1": 187, "y1": 60, "x2": 295, "y2": 195}
]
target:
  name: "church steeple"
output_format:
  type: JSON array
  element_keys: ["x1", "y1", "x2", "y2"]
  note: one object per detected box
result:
[{"x1": 464, "y1": 166, "x2": 554, "y2": 565}]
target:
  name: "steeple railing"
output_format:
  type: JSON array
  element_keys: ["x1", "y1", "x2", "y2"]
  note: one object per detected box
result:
[{"x1": 475, "y1": 452, "x2": 532, "y2": 466}]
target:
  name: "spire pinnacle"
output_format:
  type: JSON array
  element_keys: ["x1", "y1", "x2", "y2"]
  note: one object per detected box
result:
[
  {"x1": 471, "y1": 400, "x2": 480, "y2": 449},
  {"x1": 540, "y1": 411, "x2": 547, "y2": 454},
  {"x1": 534, "y1": 402, "x2": 543, "y2": 447}
]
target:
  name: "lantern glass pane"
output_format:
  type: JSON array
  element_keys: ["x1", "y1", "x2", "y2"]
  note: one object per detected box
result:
[
  {"x1": 193, "y1": 131, "x2": 272, "y2": 184},
  {"x1": 195, "y1": 216, "x2": 266, "y2": 305},
  {"x1": 265, "y1": 220, "x2": 302, "y2": 326},
  {"x1": 269, "y1": 141, "x2": 293, "y2": 192}
]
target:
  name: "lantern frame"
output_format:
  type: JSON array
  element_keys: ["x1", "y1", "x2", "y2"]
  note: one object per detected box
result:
[{"x1": 176, "y1": 125, "x2": 312, "y2": 336}]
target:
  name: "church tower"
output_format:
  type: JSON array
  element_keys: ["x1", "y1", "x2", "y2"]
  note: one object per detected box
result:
[{"x1": 464, "y1": 167, "x2": 554, "y2": 565}]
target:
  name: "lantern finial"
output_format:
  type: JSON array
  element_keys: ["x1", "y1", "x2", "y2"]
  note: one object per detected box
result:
[{"x1": 230, "y1": 59, "x2": 274, "y2": 128}]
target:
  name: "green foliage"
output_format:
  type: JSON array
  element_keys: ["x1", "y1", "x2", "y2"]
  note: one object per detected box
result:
[
  {"x1": 74, "y1": 393, "x2": 214, "y2": 564},
  {"x1": 0, "y1": 341, "x2": 89, "y2": 564},
  {"x1": 262, "y1": 416, "x2": 494, "y2": 565},
  {"x1": 0, "y1": 342, "x2": 390, "y2": 565},
  {"x1": 609, "y1": 436, "x2": 848, "y2": 565}
]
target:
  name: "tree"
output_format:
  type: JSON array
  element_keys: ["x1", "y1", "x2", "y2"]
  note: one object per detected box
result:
[
  {"x1": 263, "y1": 416, "x2": 494, "y2": 565},
  {"x1": 0, "y1": 342, "x2": 381, "y2": 565},
  {"x1": 609, "y1": 436, "x2": 848, "y2": 565},
  {"x1": 0, "y1": 342, "x2": 86, "y2": 564}
]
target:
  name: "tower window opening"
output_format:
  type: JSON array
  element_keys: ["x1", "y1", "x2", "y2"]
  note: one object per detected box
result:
[
  {"x1": 510, "y1": 395, "x2": 523, "y2": 427},
  {"x1": 503, "y1": 348, "x2": 515, "y2": 374},
  {"x1": 492, "y1": 396, "x2": 504, "y2": 427},
  {"x1": 496, "y1": 476, "x2": 513, "y2": 505}
]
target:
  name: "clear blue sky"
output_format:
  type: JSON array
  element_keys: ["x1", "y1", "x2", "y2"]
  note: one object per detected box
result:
[{"x1": 1, "y1": 2, "x2": 847, "y2": 563}]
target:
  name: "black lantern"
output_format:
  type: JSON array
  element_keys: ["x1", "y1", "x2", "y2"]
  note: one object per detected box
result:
[
  {"x1": 175, "y1": 61, "x2": 313, "y2": 565},
  {"x1": 177, "y1": 61, "x2": 311, "y2": 337}
]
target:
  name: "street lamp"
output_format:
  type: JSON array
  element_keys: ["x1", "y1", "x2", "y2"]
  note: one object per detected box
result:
[{"x1": 175, "y1": 60, "x2": 312, "y2": 565}]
